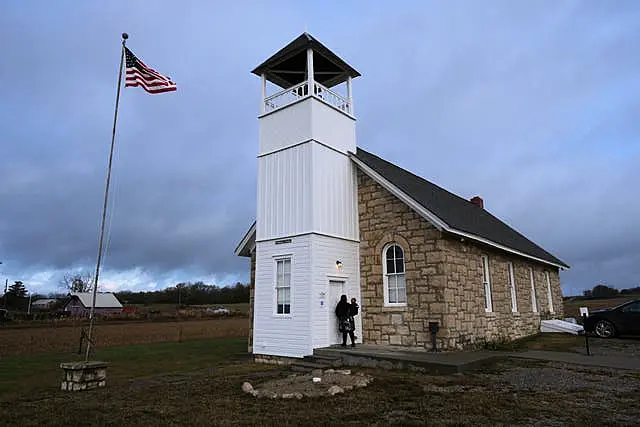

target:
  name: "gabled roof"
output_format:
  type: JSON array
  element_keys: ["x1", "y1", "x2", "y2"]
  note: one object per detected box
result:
[
  {"x1": 235, "y1": 221, "x2": 256, "y2": 257},
  {"x1": 351, "y1": 147, "x2": 569, "y2": 269},
  {"x1": 68, "y1": 292, "x2": 123, "y2": 308},
  {"x1": 252, "y1": 33, "x2": 360, "y2": 89}
]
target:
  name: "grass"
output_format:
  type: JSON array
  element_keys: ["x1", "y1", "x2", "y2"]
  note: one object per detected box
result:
[
  {"x1": 485, "y1": 333, "x2": 586, "y2": 352},
  {"x1": 0, "y1": 337, "x2": 252, "y2": 397},
  {"x1": 0, "y1": 336, "x2": 638, "y2": 426}
]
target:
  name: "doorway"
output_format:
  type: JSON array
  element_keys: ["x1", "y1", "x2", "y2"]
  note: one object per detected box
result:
[{"x1": 328, "y1": 280, "x2": 346, "y2": 345}]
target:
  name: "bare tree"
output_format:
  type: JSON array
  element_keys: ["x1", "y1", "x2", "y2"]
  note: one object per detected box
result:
[{"x1": 60, "y1": 273, "x2": 95, "y2": 293}]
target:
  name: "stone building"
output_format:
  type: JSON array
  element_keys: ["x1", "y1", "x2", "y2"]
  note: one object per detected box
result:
[{"x1": 235, "y1": 33, "x2": 568, "y2": 359}]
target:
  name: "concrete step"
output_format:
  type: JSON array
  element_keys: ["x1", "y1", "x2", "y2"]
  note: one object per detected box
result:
[
  {"x1": 309, "y1": 353, "x2": 339, "y2": 361},
  {"x1": 289, "y1": 360, "x2": 331, "y2": 372},
  {"x1": 307, "y1": 354, "x2": 343, "y2": 368}
]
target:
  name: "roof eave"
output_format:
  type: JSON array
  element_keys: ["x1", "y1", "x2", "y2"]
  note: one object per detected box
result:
[
  {"x1": 234, "y1": 221, "x2": 257, "y2": 257},
  {"x1": 251, "y1": 33, "x2": 360, "y2": 81}
]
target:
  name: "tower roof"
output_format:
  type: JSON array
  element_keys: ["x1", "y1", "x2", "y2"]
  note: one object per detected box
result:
[{"x1": 252, "y1": 33, "x2": 360, "y2": 89}]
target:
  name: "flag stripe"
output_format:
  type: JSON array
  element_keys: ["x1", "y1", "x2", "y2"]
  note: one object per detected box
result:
[
  {"x1": 125, "y1": 83, "x2": 177, "y2": 94},
  {"x1": 126, "y1": 80, "x2": 177, "y2": 93},
  {"x1": 124, "y1": 80, "x2": 177, "y2": 93},
  {"x1": 125, "y1": 71, "x2": 174, "y2": 87}
]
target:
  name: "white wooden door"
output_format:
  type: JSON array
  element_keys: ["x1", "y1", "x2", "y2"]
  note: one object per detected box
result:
[{"x1": 328, "y1": 280, "x2": 346, "y2": 345}]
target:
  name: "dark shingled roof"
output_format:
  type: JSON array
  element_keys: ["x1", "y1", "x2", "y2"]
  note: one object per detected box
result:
[
  {"x1": 353, "y1": 147, "x2": 568, "y2": 268},
  {"x1": 252, "y1": 33, "x2": 360, "y2": 89}
]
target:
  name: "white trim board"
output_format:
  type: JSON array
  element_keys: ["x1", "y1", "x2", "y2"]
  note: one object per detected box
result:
[
  {"x1": 256, "y1": 231, "x2": 360, "y2": 245},
  {"x1": 257, "y1": 138, "x2": 351, "y2": 159},
  {"x1": 350, "y1": 153, "x2": 567, "y2": 270}
]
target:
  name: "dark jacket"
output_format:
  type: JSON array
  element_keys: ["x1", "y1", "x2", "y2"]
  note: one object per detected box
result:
[
  {"x1": 350, "y1": 302, "x2": 359, "y2": 316},
  {"x1": 335, "y1": 300, "x2": 350, "y2": 319}
]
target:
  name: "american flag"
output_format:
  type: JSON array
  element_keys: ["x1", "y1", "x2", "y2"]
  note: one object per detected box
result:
[{"x1": 124, "y1": 47, "x2": 176, "y2": 94}]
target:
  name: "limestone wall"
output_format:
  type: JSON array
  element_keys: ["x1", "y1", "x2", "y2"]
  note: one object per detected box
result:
[
  {"x1": 441, "y1": 237, "x2": 563, "y2": 349},
  {"x1": 357, "y1": 169, "x2": 447, "y2": 348},
  {"x1": 357, "y1": 168, "x2": 564, "y2": 350}
]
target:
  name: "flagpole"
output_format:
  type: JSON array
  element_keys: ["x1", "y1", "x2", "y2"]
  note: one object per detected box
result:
[{"x1": 85, "y1": 33, "x2": 128, "y2": 362}]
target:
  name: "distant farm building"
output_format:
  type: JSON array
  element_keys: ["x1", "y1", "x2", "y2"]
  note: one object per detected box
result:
[
  {"x1": 30, "y1": 298, "x2": 58, "y2": 310},
  {"x1": 63, "y1": 292, "x2": 123, "y2": 316}
]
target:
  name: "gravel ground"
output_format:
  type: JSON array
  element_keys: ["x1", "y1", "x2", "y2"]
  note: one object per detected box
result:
[
  {"x1": 570, "y1": 337, "x2": 640, "y2": 357},
  {"x1": 418, "y1": 344, "x2": 640, "y2": 427},
  {"x1": 486, "y1": 362, "x2": 640, "y2": 393}
]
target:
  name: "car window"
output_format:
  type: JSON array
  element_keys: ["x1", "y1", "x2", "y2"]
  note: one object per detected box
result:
[{"x1": 621, "y1": 302, "x2": 640, "y2": 313}]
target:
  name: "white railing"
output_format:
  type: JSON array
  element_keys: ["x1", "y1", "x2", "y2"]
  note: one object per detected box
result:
[
  {"x1": 263, "y1": 81, "x2": 352, "y2": 115},
  {"x1": 312, "y1": 82, "x2": 351, "y2": 114},
  {"x1": 264, "y1": 81, "x2": 308, "y2": 113}
]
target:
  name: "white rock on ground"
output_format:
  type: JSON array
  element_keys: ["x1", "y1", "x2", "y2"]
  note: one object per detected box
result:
[
  {"x1": 327, "y1": 385, "x2": 344, "y2": 395},
  {"x1": 241, "y1": 382, "x2": 254, "y2": 393},
  {"x1": 354, "y1": 378, "x2": 370, "y2": 388}
]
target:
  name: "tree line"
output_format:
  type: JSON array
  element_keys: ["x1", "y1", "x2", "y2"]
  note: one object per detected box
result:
[
  {"x1": 1, "y1": 275, "x2": 250, "y2": 311},
  {"x1": 582, "y1": 284, "x2": 640, "y2": 299},
  {"x1": 115, "y1": 281, "x2": 250, "y2": 306}
]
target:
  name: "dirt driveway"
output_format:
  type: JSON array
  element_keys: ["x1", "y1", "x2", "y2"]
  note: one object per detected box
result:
[{"x1": 571, "y1": 336, "x2": 640, "y2": 357}]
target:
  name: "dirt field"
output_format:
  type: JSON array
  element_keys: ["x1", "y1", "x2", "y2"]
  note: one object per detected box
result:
[
  {"x1": 0, "y1": 318, "x2": 249, "y2": 357},
  {"x1": 563, "y1": 295, "x2": 640, "y2": 319}
]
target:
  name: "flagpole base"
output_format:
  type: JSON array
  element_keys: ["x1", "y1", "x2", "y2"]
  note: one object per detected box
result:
[{"x1": 60, "y1": 361, "x2": 108, "y2": 392}]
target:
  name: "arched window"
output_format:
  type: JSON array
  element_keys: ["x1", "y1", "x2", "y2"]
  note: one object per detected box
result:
[{"x1": 383, "y1": 244, "x2": 406, "y2": 305}]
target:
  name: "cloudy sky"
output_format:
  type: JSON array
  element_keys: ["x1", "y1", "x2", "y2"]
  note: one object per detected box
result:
[{"x1": 1, "y1": 1, "x2": 639, "y2": 296}]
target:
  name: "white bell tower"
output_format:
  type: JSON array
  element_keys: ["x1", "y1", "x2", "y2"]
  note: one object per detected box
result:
[{"x1": 251, "y1": 33, "x2": 362, "y2": 358}]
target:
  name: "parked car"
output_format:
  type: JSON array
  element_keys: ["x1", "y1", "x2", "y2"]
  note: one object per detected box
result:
[
  {"x1": 206, "y1": 306, "x2": 230, "y2": 315},
  {"x1": 583, "y1": 300, "x2": 640, "y2": 338}
]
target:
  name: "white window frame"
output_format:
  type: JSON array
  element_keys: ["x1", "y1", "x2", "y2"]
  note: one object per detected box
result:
[
  {"x1": 545, "y1": 271, "x2": 554, "y2": 314},
  {"x1": 274, "y1": 256, "x2": 292, "y2": 316},
  {"x1": 530, "y1": 267, "x2": 538, "y2": 313},
  {"x1": 481, "y1": 255, "x2": 492, "y2": 312},
  {"x1": 508, "y1": 262, "x2": 517, "y2": 313},
  {"x1": 382, "y1": 243, "x2": 407, "y2": 306}
]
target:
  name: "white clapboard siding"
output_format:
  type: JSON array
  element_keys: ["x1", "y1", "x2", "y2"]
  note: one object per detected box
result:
[
  {"x1": 256, "y1": 142, "x2": 359, "y2": 242},
  {"x1": 311, "y1": 143, "x2": 359, "y2": 241},
  {"x1": 252, "y1": 236, "x2": 313, "y2": 358},
  {"x1": 310, "y1": 234, "x2": 361, "y2": 350},
  {"x1": 253, "y1": 91, "x2": 360, "y2": 358},
  {"x1": 310, "y1": 99, "x2": 356, "y2": 154},
  {"x1": 256, "y1": 142, "x2": 313, "y2": 240}
]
